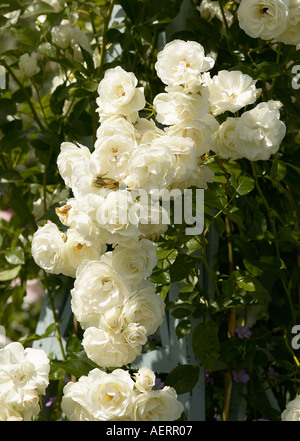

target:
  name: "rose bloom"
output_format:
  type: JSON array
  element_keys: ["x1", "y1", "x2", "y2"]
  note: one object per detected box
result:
[
  {"x1": 212, "y1": 117, "x2": 240, "y2": 159},
  {"x1": 61, "y1": 368, "x2": 136, "y2": 421},
  {"x1": 166, "y1": 135, "x2": 198, "y2": 184},
  {"x1": 121, "y1": 281, "x2": 165, "y2": 336},
  {"x1": 234, "y1": 100, "x2": 286, "y2": 161},
  {"x1": 95, "y1": 190, "x2": 141, "y2": 243},
  {"x1": 71, "y1": 259, "x2": 129, "y2": 329},
  {"x1": 82, "y1": 326, "x2": 143, "y2": 368},
  {"x1": 104, "y1": 238, "x2": 157, "y2": 283},
  {"x1": 18, "y1": 53, "x2": 40, "y2": 77},
  {"x1": 237, "y1": 0, "x2": 289, "y2": 41},
  {"x1": 134, "y1": 117, "x2": 165, "y2": 145},
  {"x1": 57, "y1": 141, "x2": 93, "y2": 190},
  {"x1": 281, "y1": 395, "x2": 300, "y2": 421},
  {"x1": 198, "y1": 0, "x2": 234, "y2": 27},
  {"x1": 91, "y1": 134, "x2": 136, "y2": 180},
  {"x1": 153, "y1": 85, "x2": 210, "y2": 125},
  {"x1": 96, "y1": 115, "x2": 136, "y2": 143},
  {"x1": 132, "y1": 386, "x2": 184, "y2": 421},
  {"x1": 51, "y1": 23, "x2": 92, "y2": 62},
  {"x1": 277, "y1": 0, "x2": 300, "y2": 45},
  {"x1": 0, "y1": 342, "x2": 50, "y2": 395},
  {"x1": 0, "y1": 342, "x2": 50, "y2": 421},
  {"x1": 31, "y1": 222, "x2": 66, "y2": 275},
  {"x1": 134, "y1": 367, "x2": 156, "y2": 393},
  {"x1": 208, "y1": 70, "x2": 259, "y2": 116},
  {"x1": 96, "y1": 66, "x2": 145, "y2": 119},
  {"x1": 165, "y1": 115, "x2": 219, "y2": 156},
  {"x1": 63, "y1": 228, "x2": 105, "y2": 278},
  {"x1": 55, "y1": 196, "x2": 106, "y2": 244},
  {"x1": 128, "y1": 139, "x2": 176, "y2": 193},
  {"x1": 155, "y1": 39, "x2": 214, "y2": 87}
]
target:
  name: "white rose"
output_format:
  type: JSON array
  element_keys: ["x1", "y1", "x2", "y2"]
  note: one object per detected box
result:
[
  {"x1": 18, "y1": 53, "x2": 40, "y2": 77},
  {"x1": 96, "y1": 115, "x2": 136, "y2": 141},
  {"x1": 51, "y1": 24, "x2": 92, "y2": 62},
  {"x1": 165, "y1": 115, "x2": 219, "y2": 156},
  {"x1": 128, "y1": 139, "x2": 176, "y2": 193},
  {"x1": 63, "y1": 228, "x2": 105, "y2": 278},
  {"x1": 234, "y1": 101, "x2": 286, "y2": 160},
  {"x1": 166, "y1": 135, "x2": 198, "y2": 183},
  {"x1": 137, "y1": 199, "x2": 169, "y2": 240},
  {"x1": 91, "y1": 135, "x2": 136, "y2": 181},
  {"x1": 121, "y1": 282, "x2": 165, "y2": 336},
  {"x1": 172, "y1": 163, "x2": 215, "y2": 191},
  {"x1": 122, "y1": 323, "x2": 147, "y2": 346},
  {"x1": 95, "y1": 190, "x2": 140, "y2": 243},
  {"x1": 155, "y1": 39, "x2": 215, "y2": 87},
  {"x1": 96, "y1": 66, "x2": 145, "y2": 119},
  {"x1": 71, "y1": 259, "x2": 129, "y2": 329},
  {"x1": 51, "y1": 24, "x2": 72, "y2": 49},
  {"x1": 208, "y1": 70, "x2": 259, "y2": 116},
  {"x1": 0, "y1": 401, "x2": 23, "y2": 421},
  {"x1": 132, "y1": 386, "x2": 184, "y2": 421},
  {"x1": 153, "y1": 85, "x2": 210, "y2": 125},
  {"x1": 87, "y1": 368, "x2": 136, "y2": 421},
  {"x1": 62, "y1": 368, "x2": 136, "y2": 421},
  {"x1": 277, "y1": 0, "x2": 300, "y2": 45},
  {"x1": 133, "y1": 117, "x2": 165, "y2": 145},
  {"x1": 31, "y1": 222, "x2": 66, "y2": 275},
  {"x1": 108, "y1": 239, "x2": 157, "y2": 283},
  {"x1": 237, "y1": 0, "x2": 290, "y2": 40},
  {"x1": 69, "y1": 26, "x2": 92, "y2": 62},
  {"x1": 198, "y1": 0, "x2": 234, "y2": 27},
  {"x1": 212, "y1": 117, "x2": 241, "y2": 159},
  {"x1": 56, "y1": 196, "x2": 107, "y2": 244},
  {"x1": 61, "y1": 369, "x2": 100, "y2": 421},
  {"x1": 281, "y1": 394, "x2": 300, "y2": 421},
  {"x1": 57, "y1": 141, "x2": 92, "y2": 189},
  {"x1": 82, "y1": 326, "x2": 142, "y2": 368},
  {"x1": 0, "y1": 342, "x2": 50, "y2": 395},
  {"x1": 134, "y1": 367, "x2": 156, "y2": 393}
]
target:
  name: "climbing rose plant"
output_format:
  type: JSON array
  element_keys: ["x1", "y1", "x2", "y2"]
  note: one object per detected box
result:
[{"x1": 0, "y1": 0, "x2": 299, "y2": 421}]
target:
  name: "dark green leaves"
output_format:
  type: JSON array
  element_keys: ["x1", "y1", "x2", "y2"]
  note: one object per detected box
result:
[{"x1": 192, "y1": 321, "x2": 220, "y2": 371}]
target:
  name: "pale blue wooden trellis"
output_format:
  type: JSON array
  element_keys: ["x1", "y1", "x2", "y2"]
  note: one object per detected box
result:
[{"x1": 32, "y1": 0, "x2": 281, "y2": 421}]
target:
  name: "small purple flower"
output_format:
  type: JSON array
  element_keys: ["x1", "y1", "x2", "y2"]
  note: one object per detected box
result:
[
  {"x1": 233, "y1": 369, "x2": 250, "y2": 384},
  {"x1": 235, "y1": 326, "x2": 252, "y2": 339},
  {"x1": 268, "y1": 367, "x2": 279, "y2": 382},
  {"x1": 45, "y1": 396, "x2": 56, "y2": 407},
  {"x1": 153, "y1": 377, "x2": 165, "y2": 390}
]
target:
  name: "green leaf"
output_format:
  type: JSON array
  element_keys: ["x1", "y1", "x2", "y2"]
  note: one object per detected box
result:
[
  {"x1": 11, "y1": 25, "x2": 39, "y2": 46},
  {"x1": 236, "y1": 175, "x2": 255, "y2": 196},
  {"x1": 165, "y1": 365, "x2": 200, "y2": 395},
  {"x1": 192, "y1": 321, "x2": 220, "y2": 371},
  {"x1": 5, "y1": 247, "x2": 24, "y2": 265},
  {"x1": 0, "y1": 265, "x2": 21, "y2": 281},
  {"x1": 22, "y1": 1, "x2": 55, "y2": 18},
  {"x1": 255, "y1": 62, "x2": 282, "y2": 80}
]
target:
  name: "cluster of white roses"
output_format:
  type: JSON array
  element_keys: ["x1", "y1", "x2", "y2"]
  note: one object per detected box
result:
[
  {"x1": 61, "y1": 366, "x2": 184, "y2": 421},
  {"x1": 30, "y1": 37, "x2": 288, "y2": 421},
  {"x1": 0, "y1": 342, "x2": 50, "y2": 421},
  {"x1": 238, "y1": 0, "x2": 300, "y2": 45},
  {"x1": 281, "y1": 394, "x2": 300, "y2": 421}
]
